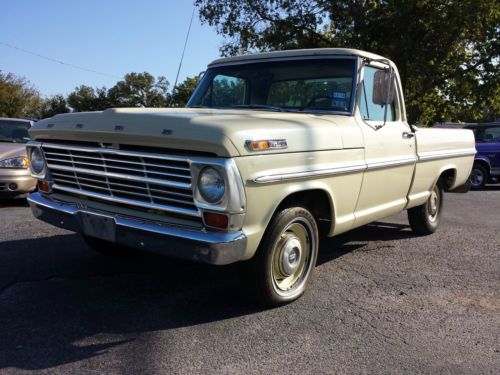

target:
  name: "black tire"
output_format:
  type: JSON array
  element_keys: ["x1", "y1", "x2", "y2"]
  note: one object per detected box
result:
[
  {"x1": 408, "y1": 182, "x2": 444, "y2": 235},
  {"x1": 470, "y1": 164, "x2": 487, "y2": 190},
  {"x1": 248, "y1": 207, "x2": 319, "y2": 307},
  {"x1": 82, "y1": 235, "x2": 125, "y2": 256}
]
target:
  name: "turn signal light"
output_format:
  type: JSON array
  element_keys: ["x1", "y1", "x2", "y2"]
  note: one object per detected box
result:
[
  {"x1": 203, "y1": 212, "x2": 229, "y2": 229},
  {"x1": 245, "y1": 139, "x2": 287, "y2": 151},
  {"x1": 38, "y1": 180, "x2": 51, "y2": 193}
]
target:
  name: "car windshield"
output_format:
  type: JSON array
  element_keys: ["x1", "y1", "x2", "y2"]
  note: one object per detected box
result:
[
  {"x1": 188, "y1": 58, "x2": 356, "y2": 113},
  {"x1": 0, "y1": 120, "x2": 31, "y2": 143}
]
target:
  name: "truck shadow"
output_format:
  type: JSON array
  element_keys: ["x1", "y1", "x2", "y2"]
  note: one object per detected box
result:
[
  {"x1": 0, "y1": 198, "x2": 29, "y2": 208},
  {"x1": 0, "y1": 220, "x2": 410, "y2": 370}
]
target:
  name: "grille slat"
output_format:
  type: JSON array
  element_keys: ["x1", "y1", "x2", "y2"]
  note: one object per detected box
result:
[{"x1": 42, "y1": 143, "x2": 200, "y2": 219}]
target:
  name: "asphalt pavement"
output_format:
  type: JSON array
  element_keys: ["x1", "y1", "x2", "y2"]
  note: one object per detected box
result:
[{"x1": 0, "y1": 187, "x2": 499, "y2": 374}]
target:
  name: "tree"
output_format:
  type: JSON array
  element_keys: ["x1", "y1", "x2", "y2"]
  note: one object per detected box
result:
[
  {"x1": 67, "y1": 85, "x2": 110, "y2": 112},
  {"x1": 195, "y1": 0, "x2": 500, "y2": 125},
  {"x1": 107, "y1": 72, "x2": 170, "y2": 108},
  {"x1": 171, "y1": 76, "x2": 200, "y2": 107},
  {"x1": 40, "y1": 95, "x2": 70, "y2": 119},
  {"x1": 0, "y1": 71, "x2": 43, "y2": 118}
]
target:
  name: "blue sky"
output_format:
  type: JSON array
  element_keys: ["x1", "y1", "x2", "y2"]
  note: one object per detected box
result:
[{"x1": 0, "y1": 0, "x2": 224, "y2": 97}]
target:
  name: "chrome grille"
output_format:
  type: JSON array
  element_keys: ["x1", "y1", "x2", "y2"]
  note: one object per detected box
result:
[
  {"x1": 41, "y1": 143, "x2": 200, "y2": 218},
  {"x1": 0, "y1": 183, "x2": 6, "y2": 191}
]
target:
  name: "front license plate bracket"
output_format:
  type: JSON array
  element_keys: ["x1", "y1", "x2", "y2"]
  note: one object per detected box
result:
[{"x1": 80, "y1": 212, "x2": 116, "y2": 242}]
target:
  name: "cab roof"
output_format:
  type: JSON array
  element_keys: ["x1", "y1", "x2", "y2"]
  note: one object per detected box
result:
[{"x1": 208, "y1": 48, "x2": 389, "y2": 66}]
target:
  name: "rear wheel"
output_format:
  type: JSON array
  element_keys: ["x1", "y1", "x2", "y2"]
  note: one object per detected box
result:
[
  {"x1": 470, "y1": 164, "x2": 487, "y2": 189},
  {"x1": 408, "y1": 182, "x2": 443, "y2": 235},
  {"x1": 248, "y1": 207, "x2": 319, "y2": 306}
]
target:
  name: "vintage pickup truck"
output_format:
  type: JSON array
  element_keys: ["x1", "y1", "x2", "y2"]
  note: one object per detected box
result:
[{"x1": 27, "y1": 48, "x2": 475, "y2": 305}]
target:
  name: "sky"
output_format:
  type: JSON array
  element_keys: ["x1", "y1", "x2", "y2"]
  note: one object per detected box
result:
[{"x1": 0, "y1": 0, "x2": 224, "y2": 97}]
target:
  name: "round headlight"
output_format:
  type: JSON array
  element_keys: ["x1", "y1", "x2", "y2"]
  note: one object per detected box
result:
[
  {"x1": 198, "y1": 167, "x2": 225, "y2": 204},
  {"x1": 30, "y1": 148, "x2": 45, "y2": 174}
]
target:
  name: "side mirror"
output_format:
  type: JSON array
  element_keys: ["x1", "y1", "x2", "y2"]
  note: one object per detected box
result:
[{"x1": 372, "y1": 70, "x2": 395, "y2": 105}]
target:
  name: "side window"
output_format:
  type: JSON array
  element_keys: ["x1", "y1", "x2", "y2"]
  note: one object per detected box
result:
[
  {"x1": 359, "y1": 66, "x2": 395, "y2": 121},
  {"x1": 201, "y1": 74, "x2": 246, "y2": 107}
]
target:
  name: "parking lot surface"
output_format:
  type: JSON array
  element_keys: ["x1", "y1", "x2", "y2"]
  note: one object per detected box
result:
[{"x1": 0, "y1": 188, "x2": 499, "y2": 374}]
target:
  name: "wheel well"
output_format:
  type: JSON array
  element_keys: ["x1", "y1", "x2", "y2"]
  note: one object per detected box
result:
[
  {"x1": 473, "y1": 160, "x2": 490, "y2": 175},
  {"x1": 276, "y1": 189, "x2": 332, "y2": 236},
  {"x1": 439, "y1": 169, "x2": 457, "y2": 191}
]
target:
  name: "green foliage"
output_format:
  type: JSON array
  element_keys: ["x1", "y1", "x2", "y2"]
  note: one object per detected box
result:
[
  {"x1": 195, "y1": 0, "x2": 500, "y2": 125},
  {"x1": 0, "y1": 71, "x2": 43, "y2": 118},
  {"x1": 40, "y1": 95, "x2": 70, "y2": 119},
  {"x1": 171, "y1": 76, "x2": 200, "y2": 107},
  {"x1": 107, "y1": 72, "x2": 170, "y2": 108},
  {"x1": 67, "y1": 85, "x2": 110, "y2": 112}
]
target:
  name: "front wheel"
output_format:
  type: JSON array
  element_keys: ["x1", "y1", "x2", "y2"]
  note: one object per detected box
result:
[
  {"x1": 407, "y1": 182, "x2": 443, "y2": 235},
  {"x1": 470, "y1": 164, "x2": 487, "y2": 189},
  {"x1": 248, "y1": 207, "x2": 319, "y2": 307}
]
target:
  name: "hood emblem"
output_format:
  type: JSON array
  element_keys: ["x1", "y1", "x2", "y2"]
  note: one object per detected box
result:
[{"x1": 162, "y1": 129, "x2": 173, "y2": 135}]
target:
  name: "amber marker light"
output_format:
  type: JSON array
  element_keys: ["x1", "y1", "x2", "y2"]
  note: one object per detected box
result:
[
  {"x1": 245, "y1": 139, "x2": 287, "y2": 151},
  {"x1": 38, "y1": 180, "x2": 51, "y2": 193},
  {"x1": 203, "y1": 212, "x2": 229, "y2": 229}
]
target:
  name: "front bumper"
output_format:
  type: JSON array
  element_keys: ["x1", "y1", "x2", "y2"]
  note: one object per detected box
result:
[{"x1": 28, "y1": 192, "x2": 247, "y2": 265}]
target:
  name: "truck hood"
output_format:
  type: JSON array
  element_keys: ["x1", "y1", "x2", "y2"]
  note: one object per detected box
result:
[{"x1": 29, "y1": 108, "x2": 348, "y2": 157}]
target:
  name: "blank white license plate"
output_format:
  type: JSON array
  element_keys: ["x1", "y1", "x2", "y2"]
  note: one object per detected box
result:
[{"x1": 81, "y1": 212, "x2": 116, "y2": 242}]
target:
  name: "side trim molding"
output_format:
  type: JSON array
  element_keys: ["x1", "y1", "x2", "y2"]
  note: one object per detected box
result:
[{"x1": 418, "y1": 149, "x2": 476, "y2": 162}]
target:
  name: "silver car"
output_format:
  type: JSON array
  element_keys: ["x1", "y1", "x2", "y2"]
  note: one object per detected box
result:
[{"x1": 0, "y1": 118, "x2": 37, "y2": 197}]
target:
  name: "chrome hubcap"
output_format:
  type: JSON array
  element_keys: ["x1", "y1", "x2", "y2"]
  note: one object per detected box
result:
[
  {"x1": 471, "y1": 169, "x2": 484, "y2": 186},
  {"x1": 427, "y1": 186, "x2": 440, "y2": 221},
  {"x1": 272, "y1": 220, "x2": 313, "y2": 295},
  {"x1": 279, "y1": 236, "x2": 302, "y2": 276}
]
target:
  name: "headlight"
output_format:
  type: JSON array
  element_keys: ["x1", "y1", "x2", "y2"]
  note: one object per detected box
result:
[
  {"x1": 30, "y1": 147, "x2": 45, "y2": 174},
  {"x1": 0, "y1": 156, "x2": 29, "y2": 169},
  {"x1": 198, "y1": 167, "x2": 225, "y2": 203}
]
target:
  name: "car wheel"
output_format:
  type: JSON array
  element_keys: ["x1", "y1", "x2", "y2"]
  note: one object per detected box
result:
[
  {"x1": 82, "y1": 235, "x2": 125, "y2": 256},
  {"x1": 408, "y1": 182, "x2": 444, "y2": 235},
  {"x1": 470, "y1": 164, "x2": 487, "y2": 189},
  {"x1": 248, "y1": 207, "x2": 319, "y2": 306}
]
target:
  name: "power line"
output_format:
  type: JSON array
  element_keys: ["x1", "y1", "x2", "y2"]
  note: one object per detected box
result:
[
  {"x1": 172, "y1": 6, "x2": 196, "y2": 95},
  {"x1": 0, "y1": 41, "x2": 120, "y2": 79}
]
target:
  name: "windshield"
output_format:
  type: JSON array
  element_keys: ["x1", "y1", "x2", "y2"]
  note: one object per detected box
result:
[
  {"x1": 0, "y1": 120, "x2": 31, "y2": 143},
  {"x1": 188, "y1": 58, "x2": 356, "y2": 113}
]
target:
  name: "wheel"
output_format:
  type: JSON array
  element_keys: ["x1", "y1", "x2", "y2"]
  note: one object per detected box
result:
[
  {"x1": 407, "y1": 182, "x2": 444, "y2": 235},
  {"x1": 470, "y1": 164, "x2": 487, "y2": 189},
  {"x1": 82, "y1": 235, "x2": 124, "y2": 255},
  {"x1": 248, "y1": 207, "x2": 319, "y2": 306}
]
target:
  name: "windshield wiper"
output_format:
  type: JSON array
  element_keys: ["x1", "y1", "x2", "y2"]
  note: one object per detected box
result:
[{"x1": 231, "y1": 104, "x2": 285, "y2": 112}]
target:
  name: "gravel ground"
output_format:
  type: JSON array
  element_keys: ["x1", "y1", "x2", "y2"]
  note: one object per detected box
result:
[{"x1": 0, "y1": 187, "x2": 499, "y2": 374}]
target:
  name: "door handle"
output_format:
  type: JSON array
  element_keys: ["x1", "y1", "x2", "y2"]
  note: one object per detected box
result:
[{"x1": 402, "y1": 132, "x2": 415, "y2": 139}]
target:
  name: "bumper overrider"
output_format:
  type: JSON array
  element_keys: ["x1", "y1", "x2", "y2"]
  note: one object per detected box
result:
[{"x1": 28, "y1": 192, "x2": 247, "y2": 265}]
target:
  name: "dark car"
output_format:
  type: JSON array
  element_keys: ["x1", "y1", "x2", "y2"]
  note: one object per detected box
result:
[{"x1": 465, "y1": 122, "x2": 500, "y2": 189}]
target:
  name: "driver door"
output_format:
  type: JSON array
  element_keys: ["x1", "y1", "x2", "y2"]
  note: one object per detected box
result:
[{"x1": 354, "y1": 65, "x2": 416, "y2": 227}]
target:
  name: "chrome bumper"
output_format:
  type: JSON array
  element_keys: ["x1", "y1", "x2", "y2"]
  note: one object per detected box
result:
[{"x1": 28, "y1": 192, "x2": 247, "y2": 265}]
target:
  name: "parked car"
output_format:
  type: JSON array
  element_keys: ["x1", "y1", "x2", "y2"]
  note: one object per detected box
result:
[
  {"x1": 465, "y1": 122, "x2": 500, "y2": 189},
  {"x1": 26, "y1": 49, "x2": 475, "y2": 305},
  {"x1": 0, "y1": 118, "x2": 37, "y2": 197}
]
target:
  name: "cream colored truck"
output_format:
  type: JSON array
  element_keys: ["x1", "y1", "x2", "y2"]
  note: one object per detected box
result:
[{"x1": 27, "y1": 49, "x2": 475, "y2": 305}]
